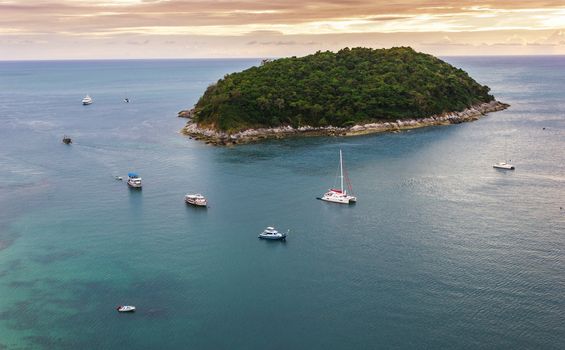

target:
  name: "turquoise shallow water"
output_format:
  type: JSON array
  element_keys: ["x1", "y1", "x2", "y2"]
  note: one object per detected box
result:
[{"x1": 0, "y1": 57, "x2": 564, "y2": 349}]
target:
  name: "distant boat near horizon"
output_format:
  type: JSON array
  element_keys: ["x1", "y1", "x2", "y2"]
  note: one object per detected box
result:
[
  {"x1": 318, "y1": 149, "x2": 357, "y2": 204},
  {"x1": 82, "y1": 94, "x2": 92, "y2": 105}
]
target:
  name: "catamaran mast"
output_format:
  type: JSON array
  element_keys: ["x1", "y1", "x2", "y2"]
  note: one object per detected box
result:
[{"x1": 340, "y1": 149, "x2": 344, "y2": 193}]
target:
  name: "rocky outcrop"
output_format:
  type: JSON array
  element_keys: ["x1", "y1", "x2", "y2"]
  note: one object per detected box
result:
[
  {"x1": 177, "y1": 109, "x2": 195, "y2": 118},
  {"x1": 181, "y1": 100, "x2": 509, "y2": 146}
]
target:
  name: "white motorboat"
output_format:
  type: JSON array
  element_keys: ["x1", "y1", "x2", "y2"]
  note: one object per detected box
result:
[
  {"x1": 258, "y1": 226, "x2": 287, "y2": 240},
  {"x1": 319, "y1": 149, "x2": 357, "y2": 204},
  {"x1": 82, "y1": 94, "x2": 93, "y2": 105},
  {"x1": 127, "y1": 173, "x2": 142, "y2": 188},
  {"x1": 185, "y1": 193, "x2": 207, "y2": 207},
  {"x1": 493, "y1": 162, "x2": 515, "y2": 170},
  {"x1": 116, "y1": 305, "x2": 136, "y2": 312}
]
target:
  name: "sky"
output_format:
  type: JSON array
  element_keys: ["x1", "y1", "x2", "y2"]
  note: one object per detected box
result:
[{"x1": 1, "y1": 0, "x2": 565, "y2": 59}]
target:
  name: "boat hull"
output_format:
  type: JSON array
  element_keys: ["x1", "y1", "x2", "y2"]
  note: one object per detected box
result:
[
  {"x1": 185, "y1": 199, "x2": 207, "y2": 207},
  {"x1": 127, "y1": 181, "x2": 142, "y2": 188},
  {"x1": 258, "y1": 234, "x2": 286, "y2": 240},
  {"x1": 493, "y1": 164, "x2": 515, "y2": 170},
  {"x1": 319, "y1": 194, "x2": 357, "y2": 204}
]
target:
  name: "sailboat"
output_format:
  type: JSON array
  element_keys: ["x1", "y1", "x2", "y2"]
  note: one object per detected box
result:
[
  {"x1": 493, "y1": 137, "x2": 515, "y2": 170},
  {"x1": 318, "y1": 149, "x2": 357, "y2": 204}
]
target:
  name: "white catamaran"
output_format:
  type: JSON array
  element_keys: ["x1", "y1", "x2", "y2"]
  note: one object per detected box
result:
[{"x1": 318, "y1": 149, "x2": 357, "y2": 204}]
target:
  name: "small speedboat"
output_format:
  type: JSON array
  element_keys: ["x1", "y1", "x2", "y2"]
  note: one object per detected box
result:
[
  {"x1": 185, "y1": 193, "x2": 207, "y2": 207},
  {"x1": 82, "y1": 94, "x2": 93, "y2": 105},
  {"x1": 116, "y1": 305, "x2": 136, "y2": 313},
  {"x1": 258, "y1": 226, "x2": 288, "y2": 240},
  {"x1": 62, "y1": 136, "x2": 72, "y2": 144},
  {"x1": 115, "y1": 176, "x2": 123, "y2": 181},
  {"x1": 127, "y1": 173, "x2": 142, "y2": 188},
  {"x1": 493, "y1": 162, "x2": 515, "y2": 170}
]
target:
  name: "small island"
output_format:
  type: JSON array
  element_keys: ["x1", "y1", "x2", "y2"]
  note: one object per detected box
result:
[{"x1": 180, "y1": 47, "x2": 508, "y2": 145}]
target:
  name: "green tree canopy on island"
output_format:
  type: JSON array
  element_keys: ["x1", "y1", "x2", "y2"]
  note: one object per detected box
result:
[{"x1": 192, "y1": 47, "x2": 494, "y2": 131}]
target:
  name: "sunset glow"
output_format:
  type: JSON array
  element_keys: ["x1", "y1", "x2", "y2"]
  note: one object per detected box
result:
[{"x1": 1, "y1": 0, "x2": 564, "y2": 59}]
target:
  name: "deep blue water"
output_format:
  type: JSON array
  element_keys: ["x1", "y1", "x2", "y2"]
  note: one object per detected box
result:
[{"x1": 0, "y1": 56, "x2": 564, "y2": 349}]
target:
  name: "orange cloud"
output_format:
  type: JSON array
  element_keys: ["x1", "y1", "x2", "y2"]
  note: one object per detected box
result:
[{"x1": 0, "y1": 1, "x2": 564, "y2": 59}]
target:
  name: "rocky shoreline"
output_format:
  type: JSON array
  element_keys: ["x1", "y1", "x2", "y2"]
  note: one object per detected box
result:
[{"x1": 179, "y1": 100, "x2": 509, "y2": 146}]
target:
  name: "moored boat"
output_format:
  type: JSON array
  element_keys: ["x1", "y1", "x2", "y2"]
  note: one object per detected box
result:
[
  {"x1": 127, "y1": 173, "x2": 142, "y2": 188},
  {"x1": 82, "y1": 94, "x2": 93, "y2": 105},
  {"x1": 116, "y1": 305, "x2": 136, "y2": 312},
  {"x1": 185, "y1": 193, "x2": 207, "y2": 207},
  {"x1": 319, "y1": 149, "x2": 357, "y2": 204},
  {"x1": 258, "y1": 226, "x2": 288, "y2": 240},
  {"x1": 493, "y1": 162, "x2": 515, "y2": 170}
]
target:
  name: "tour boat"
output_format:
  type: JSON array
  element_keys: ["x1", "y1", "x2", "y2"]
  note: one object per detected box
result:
[
  {"x1": 82, "y1": 94, "x2": 93, "y2": 105},
  {"x1": 493, "y1": 162, "x2": 515, "y2": 170},
  {"x1": 258, "y1": 226, "x2": 287, "y2": 240},
  {"x1": 116, "y1": 305, "x2": 136, "y2": 313},
  {"x1": 185, "y1": 193, "x2": 207, "y2": 207},
  {"x1": 127, "y1": 173, "x2": 142, "y2": 188},
  {"x1": 318, "y1": 149, "x2": 357, "y2": 204}
]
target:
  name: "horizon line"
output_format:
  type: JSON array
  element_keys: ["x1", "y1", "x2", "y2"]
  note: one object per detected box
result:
[{"x1": 2, "y1": 53, "x2": 565, "y2": 62}]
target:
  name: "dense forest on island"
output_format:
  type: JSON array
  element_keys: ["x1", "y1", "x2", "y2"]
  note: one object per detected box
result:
[{"x1": 192, "y1": 47, "x2": 495, "y2": 131}]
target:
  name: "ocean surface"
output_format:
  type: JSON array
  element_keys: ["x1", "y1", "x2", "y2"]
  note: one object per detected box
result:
[{"x1": 0, "y1": 56, "x2": 563, "y2": 349}]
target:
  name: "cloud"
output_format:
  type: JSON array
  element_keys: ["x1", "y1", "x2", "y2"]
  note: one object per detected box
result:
[
  {"x1": 505, "y1": 34, "x2": 526, "y2": 45},
  {"x1": 422, "y1": 35, "x2": 472, "y2": 46},
  {"x1": 1, "y1": 1, "x2": 565, "y2": 58},
  {"x1": 2, "y1": 1, "x2": 565, "y2": 36},
  {"x1": 246, "y1": 40, "x2": 319, "y2": 46},
  {"x1": 126, "y1": 39, "x2": 150, "y2": 45},
  {"x1": 545, "y1": 29, "x2": 565, "y2": 44},
  {"x1": 244, "y1": 30, "x2": 284, "y2": 36}
]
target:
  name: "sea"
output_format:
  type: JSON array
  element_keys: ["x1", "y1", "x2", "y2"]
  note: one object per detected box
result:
[{"x1": 0, "y1": 56, "x2": 563, "y2": 349}]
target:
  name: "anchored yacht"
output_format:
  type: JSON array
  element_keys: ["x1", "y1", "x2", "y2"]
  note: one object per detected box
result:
[
  {"x1": 82, "y1": 94, "x2": 92, "y2": 105},
  {"x1": 127, "y1": 173, "x2": 142, "y2": 188},
  {"x1": 493, "y1": 162, "x2": 515, "y2": 170},
  {"x1": 185, "y1": 193, "x2": 207, "y2": 207},
  {"x1": 318, "y1": 149, "x2": 357, "y2": 204},
  {"x1": 258, "y1": 226, "x2": 287, "y2": 240}
]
